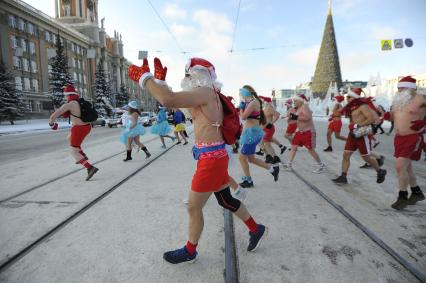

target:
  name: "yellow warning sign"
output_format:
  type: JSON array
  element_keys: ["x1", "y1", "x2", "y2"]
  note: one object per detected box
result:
[{"x1": 381, "y1": 40, "x2": 392, "y2": 51}]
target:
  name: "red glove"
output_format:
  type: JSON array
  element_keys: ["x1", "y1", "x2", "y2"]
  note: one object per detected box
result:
[
  {"x1": 49, "y1": 122, "x2": 58, "y2": 130},
  {"x1": 410, "y1": 119, "x2": 426, "y2": 131},
  {"x1": 383, "y1": 112, "x2": 391, "y2": 121},
  {"x1": 154, "y1": 57, "x2": 167, "y2": 85},
  {"x1": 128, "y1": 58, "x2": 153, "y2": 88}
]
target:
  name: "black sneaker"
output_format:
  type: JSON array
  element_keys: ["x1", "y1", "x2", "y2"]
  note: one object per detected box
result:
[
  {"x1": 280, "y1": 145, "x2": 287, "y2": 155},
  {"x1": 265, "y1": 155, "x2": 274, "y2": 163},
  {"x1": 255, "y1": 150, "x2": 264, "y2": 156},
  {"x1": 271, "y1": 166, "x2": 280, "y2": 182},
  {"x1": 247, "y1": 224, "x2": 267, "y2": 252},
  {"x1": 163, "y1": 247, "x2": 197, "y2": 264},
  {"x1": 360, "y1": 163, "x2": 371, "y2": 169},
  {"x1": 408, "y1": 191, "x2": 425, "y2": 205},
  {"x1": 176, "y1": 141, "x2": 182, "y2": 145},
  {"x1": 391, "y1": 196, "x2": 409, "y2": 210},
  {"x1": 376, "y1": 169, "x2": 387, "y2": 184},
  {"x1": 86, "y1": 166, "x2": 99, "y2": 181},
  {"x1": 123, "y1": 156, "x2": 132, "y2": 162},
  {"x1": 323, "y1": 146, "x2": 333, "y2": 152},
  {"x1": 332, "y1": 175, "x2": 347, "y2": 184},
  {"x1": 272, "y1": 156, "x2": 281, "y2": 164},
  {"x1": 183, "y1": 141, "x2": 188, "y2": 145},
  {"x1": 145, "y1": 152, "x2": 151, "y2": 159},
  {"x1": 240, "y1": 180, "x2": 254, "y2": 188}
]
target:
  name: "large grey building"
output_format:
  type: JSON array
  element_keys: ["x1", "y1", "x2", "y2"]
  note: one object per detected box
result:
[{"x1": 0, "y1": 0, "x2": 156, "y2": 119}]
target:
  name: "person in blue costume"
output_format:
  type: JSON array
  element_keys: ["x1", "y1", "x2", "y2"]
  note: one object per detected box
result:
[
  {"x1": 173, "y1": 108, "x2": 188, "y2": 145},
  {"x1": 120, "y1": 101, "x2": 151, "y2": 161},
  {"x1": 151, "y1": 106, "x2": 176, "y2": 148},
  {"x1": 238, "y1": 85, "x2": 279, "y2": 188}
]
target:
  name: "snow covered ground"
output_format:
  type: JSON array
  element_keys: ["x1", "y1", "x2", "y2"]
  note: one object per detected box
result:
[{"x1": 0, "y1": 119, "x2": 71, "y2": 135}]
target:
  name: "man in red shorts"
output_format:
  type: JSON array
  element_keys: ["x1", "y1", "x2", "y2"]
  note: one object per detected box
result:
[
  {"x1": 285, "y1": 99, "x2": 298, "y2": 143},
  {"x1": 260, "y1": 96, "x2": 281, "y2": 164},
  {"x1": 128, "y1": 57, "x2": 267, "y2": 264},
  {"x1": 48, "y1": 84, "x2": 98, "y2": 181},
  {"x1": 324, "y1": 94, "x2": 346, "y2": 152},
  {"x1": 332, "y1": 88, "x2": 386, "y2": 184},
  {"x1": 389, "y1": 76, "x2": 425, "y2": 210},
  {"x1": 283, "y1": 93, "x2": 326, "y2": 173}
]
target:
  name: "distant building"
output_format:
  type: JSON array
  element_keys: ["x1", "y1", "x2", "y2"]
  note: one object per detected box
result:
[{"x1": 0, "y1": 0, "x2": 156, "y2": 119}]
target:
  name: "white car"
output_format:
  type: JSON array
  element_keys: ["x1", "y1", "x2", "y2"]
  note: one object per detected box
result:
[{"x1": 140, "y1": 112, "x2": 156, "y2": 126}]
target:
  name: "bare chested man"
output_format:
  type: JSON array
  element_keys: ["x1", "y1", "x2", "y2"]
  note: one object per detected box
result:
[
  {"x1": 260, "y1": 96, "x2": 282, "y2": 164},
  {"x1": 324, "y1": 95, "x2": 346, "y2": 152},
  {"x1": 128, "y1": 57, "x2": 267, "y2": 264},
  {"x1": 389, "y1": 76, "x2": 426, "y2": 210},
  {"x1": 283, "y1": 93, "x2": 325, "y2": 173},
  {"x1": 284, "y1": 99, "x2": 298, "y2": 143},
  {"x1": 332, "y1": 88, "x2": 386, "y2": 184},
  {"x1": 48, "y1": 84, "x2": 98, "y2": 181}
]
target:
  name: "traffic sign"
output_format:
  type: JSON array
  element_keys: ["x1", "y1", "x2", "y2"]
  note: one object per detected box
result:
[
  {"x1": 381, "y1": 40, "x2": 392, "y2": 51},
  {"x1": 405, "y1": 38, "x2": 413, "y2": 47},
  {"x1": 394, "y1": 39, "x2": 403, "y2": 49}
]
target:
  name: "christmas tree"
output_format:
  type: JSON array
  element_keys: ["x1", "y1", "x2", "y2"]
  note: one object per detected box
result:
[
  {"x1": 0, "y1": 62, "x2": 27, "y2": 124},
  {"x1": 116, "y1": 83, "x2": 129, "y2": 108},
  {"x1": 94, "y1": 60, "x2": 113, "y2": 117},
  {"x1": 49, "y1": 33, "x2": 73, "y2": 108}
]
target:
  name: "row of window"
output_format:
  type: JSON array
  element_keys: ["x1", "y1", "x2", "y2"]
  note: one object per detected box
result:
[
  {"x1": 10, "y1": 36, "x2": 36, "y2": 55},
  {"x1": 13, "y1": 57, "x2": 37, "y2": 73},
  {"x1": 70, "y1": 58, "x2": 86, "y2": 70},
  {"x1": 15, "y1": 77, "x2": 38, "y2": 92},
  {"x1": 8, "y1": 15, "x2": 37, "y2": 36}
]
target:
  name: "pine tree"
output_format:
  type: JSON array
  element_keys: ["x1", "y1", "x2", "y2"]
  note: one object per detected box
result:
[
  {"x1": 0, "y1": 62, "x2": 27, "y2": 124},
  {"x1": 49, "y1": 33, "x2": 73, "y2": 108},
  {"x1": 116, "y1": 83, "x2": 129, "y2": 107},
  {"x1": 94, "y1": 60, "x2": 113, "y2": 117}
]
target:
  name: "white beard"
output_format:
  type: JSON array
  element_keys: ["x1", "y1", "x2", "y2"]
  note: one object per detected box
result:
[
  {"x1": 180, "y1": 71, "x2": 222, "y2": 91},
  {"x1": 392, "y1": 89, "x2": 415, "y2": 110}
]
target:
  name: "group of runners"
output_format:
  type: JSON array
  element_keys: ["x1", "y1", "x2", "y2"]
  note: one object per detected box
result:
[{"x1": 47, "y1": 56, "x2": 425, "y2": 265}]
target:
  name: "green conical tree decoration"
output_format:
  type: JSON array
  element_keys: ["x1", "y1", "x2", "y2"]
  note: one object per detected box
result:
[{"x1": 311, "y1": 2, "x2": 342, "y2": 98}]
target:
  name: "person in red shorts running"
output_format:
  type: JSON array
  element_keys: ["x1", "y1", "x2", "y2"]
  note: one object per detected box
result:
[
  {"x1": 48, "y1": 84, "x2": 98, "y2": 181},
  {"x1": 283, "y1": 93, "x2": 326, "y2": 173},
  {"x1": 332, "y1": 88, "x2": 386, "y2": 184},
  {"x1": 324, "y1": 95, "x2": 346, "y2": 152},
  {"x1": 389, "y1": 76, "x2": 425, "y2": 210},
  {"x1": 260, "y1": 96, "x2": 282, "y2": 164},
  {"x1": 284, "y1": 99, "x2": 298, "y2": 144},
  {"x1": 128, "y1": 57, "x2": 267, "y2": 264}
]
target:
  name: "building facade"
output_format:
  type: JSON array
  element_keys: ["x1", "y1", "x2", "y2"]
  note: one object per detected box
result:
[{"x1": 0, "y1": 0, "x2": 156, "y2": 119}]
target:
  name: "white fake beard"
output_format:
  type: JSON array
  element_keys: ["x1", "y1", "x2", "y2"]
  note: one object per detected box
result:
[
  {"x1": 392, "y1": 89, "x2": 415, "y2": 110},
  {"x1": 180, "y1": 72, "x2": 222, "y2": 91}
]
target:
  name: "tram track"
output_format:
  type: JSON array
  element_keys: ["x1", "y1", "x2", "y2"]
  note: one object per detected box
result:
[
  {"x1": 0, "y1": 141, "x2": 177, "y2": 273},
  {"x1": 0, "y1": 135, "x2": 161, "y2": 204}
]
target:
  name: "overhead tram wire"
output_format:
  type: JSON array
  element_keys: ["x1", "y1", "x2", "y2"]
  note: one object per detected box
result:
[
  {"x1": 145, "y1": 0, "x2": 189, "y2": 55},
  {"x1": 225, "y1": 0, "x2": 242, "y2": 85}
]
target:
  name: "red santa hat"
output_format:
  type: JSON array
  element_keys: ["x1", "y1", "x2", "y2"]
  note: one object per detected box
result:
[
  {"x1": 397, "y1": 76, "x2": 417, "y2": 89},
  {"x1": 334, "y1": 95, "x2": 344, "y2": 103},
  {"x1": 347, "y1": 88, "x2": 363, "y2": 99},
  {"x1": 259, "y1": 96, "x2": 272, "y2": 103},
  {"x1": 292, "y1": 93, "x2": 308, "y2": 102},
  {"x1": 285, "y1": 99, "x2": 293, "y2": 106},
  {"x1": 185, "y1": 57, "x2": 217, "y2": 81},
  {"x1": 63, "y1": 84, "x2": 78, "y2": 95}
]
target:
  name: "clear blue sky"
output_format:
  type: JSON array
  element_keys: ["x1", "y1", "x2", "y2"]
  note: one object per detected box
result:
[{"x1": 26, "y1": 0, "x2": 426, "y2": 97}]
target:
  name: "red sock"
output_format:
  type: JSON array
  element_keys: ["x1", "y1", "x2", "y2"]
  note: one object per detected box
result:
[
  {"x1": 78, "y1": 158, "x2": 92, "y2": 169},
  {"x1": 185, "y1": 241, "x2": 198, "y2": 255},
  {"x1": 244, "y1": 216, "x2": 259, "y2": 233}
]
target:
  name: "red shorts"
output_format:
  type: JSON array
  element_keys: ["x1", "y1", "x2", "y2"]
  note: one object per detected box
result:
[
  {"x1": 344, "y1": 134, "x2": 371, "y2": 155},
  {"x1": 328, "y1": 119, "x2": 342, "y2": 133},
  {"x1": 286, "y1": 123, "x2": 297, "y2": 135},
  {"x1": 192, "y1": 155, "x2": 230, "y2": 192},
  {"x1": 262, "y1": 125, "x2": 275, "y2": 142},
  {"x1": 292, "y1": 130, "x2": 316, "y2": 149},
  {"x1": 70, "y1": 124, "x2": 91, "y2": 147},
  {"x1": 394, "y1": 133, "x2": 424, "y2": 161}
]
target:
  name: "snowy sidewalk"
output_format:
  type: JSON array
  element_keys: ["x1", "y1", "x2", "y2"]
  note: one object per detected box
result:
[{"x1": 0, "y1": 119, "x2": 71, "y2": 135}]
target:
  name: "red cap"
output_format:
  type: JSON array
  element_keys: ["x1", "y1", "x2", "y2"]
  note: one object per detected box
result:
[
  {"x1": 397, "y1": 76, "x2": 416, "y2": 89},
  {"x1": 347, "y1": 88, "x2": 363, "y2": 99},
  {"x1": 63, "y1": 84, "x2": 78, "y2": 95},
  {"x1": 292, "y1": 93, "x2": 308, "y2": 102}
]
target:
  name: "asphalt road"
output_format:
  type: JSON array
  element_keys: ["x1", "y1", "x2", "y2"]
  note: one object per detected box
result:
[{"x1": 0, "y1": 126, "x2": 121, "y2": 163}]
